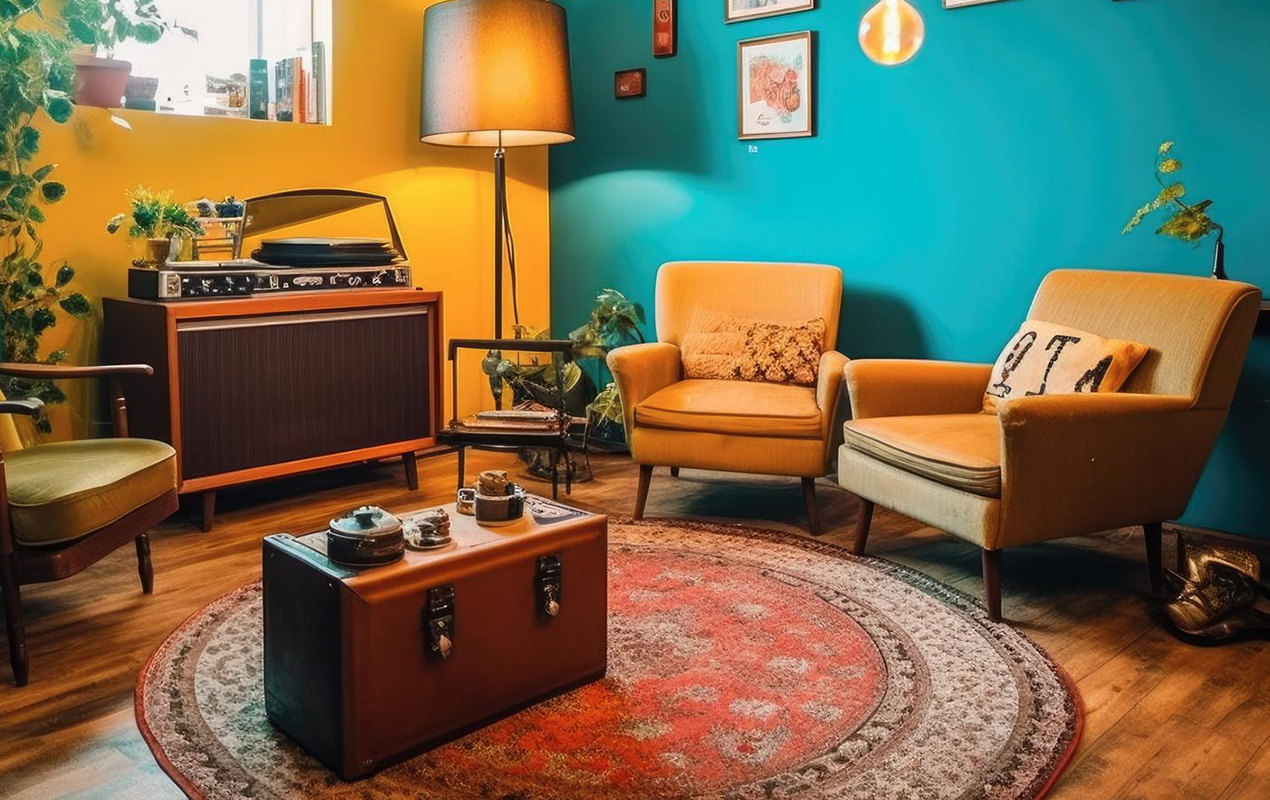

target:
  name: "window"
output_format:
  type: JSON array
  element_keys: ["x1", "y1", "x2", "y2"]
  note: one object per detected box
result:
[{"x1": 111, "y1": 0, "x2": 333, "y2": 123}]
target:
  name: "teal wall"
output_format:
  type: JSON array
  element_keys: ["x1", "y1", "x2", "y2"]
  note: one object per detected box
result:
[{"x1": 549, "y1": 0, "x2": 1270, "y2": 538}]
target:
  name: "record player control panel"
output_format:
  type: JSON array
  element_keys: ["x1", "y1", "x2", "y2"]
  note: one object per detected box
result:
[{"x1": 173, "y1": 272, "x2": 255, "y2": 298}]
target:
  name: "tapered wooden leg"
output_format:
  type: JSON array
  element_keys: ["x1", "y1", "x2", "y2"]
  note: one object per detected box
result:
[
  {"x1": 199, "y1": 491, "x2": 216, "y2": 533},
  {"x1": 801, "y1": 478, "x2": 823, "y2": 536},
  {"x1": 983, "y1": 548, "x2": 1003, "y2": 622},
  {"x1": 403, "y1": 451, "x2": 419, "y2": 491},
  {"x1": 1144, "y1": 522, "x2": 1164, "y2": 594},
  {"x1": 456, "y1": 446, "x2": 466, "y2": 491},
  {"x1": 1, "y1": 553, "x2": 28, "y2": 686},
  {"x1": 633, "y1": 464, "x2": 653, "y2": 520},
  {"x1": 669, "y1": 467, "x2": 680, "y2": 478},
  {"x1": 135, "y1": 534, "x2": 154, "y2": 595},
  {"x1": 852, "y1": 499, "x2": 875, "y2": 556}
]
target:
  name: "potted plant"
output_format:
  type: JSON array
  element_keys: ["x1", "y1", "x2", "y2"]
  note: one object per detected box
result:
[
  {"x1": 61, "y1": 0, "x2": 197, "y2": 108},
  {"x1": 1123, "y1": 140, "x2": 1228, "y2": 279},
  {"x1": 0, "y1": 1, "x2": 91, "y2": 434},
  {"x1": 107, "y1": 187, "x2": 204, "y2": 265},
  {"x1": 569, "y1": 288, "x2": 645, "y2": 448}
]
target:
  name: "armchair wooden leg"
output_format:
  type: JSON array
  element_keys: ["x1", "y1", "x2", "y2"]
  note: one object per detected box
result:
[
  {"x1": 982, "y1": 548, "x2": 1003, "y2": 622},
  {"x1": 1144, "y1": 522, "x2": 1164, "y2": 594},
  {"x1": 801, "y1": 478, "x2": 823, "y2": 536},
  {"x1": 403, "y1": 451, "x2": 419, "y2": 491},
  {"x1": 1, "y1": 552, "x2": 28, "y2": 686},
  {"x1": 669, "y1": 467, "x2": 680, "y2": 477},
  {"x1": 633, "y1": 464, "x2": 653, "y2": 520},
  {"x1": 135, "y1": 534, "x2": 154, "y2": 595},
  {"x1": 852, "y1": 500, "x2": 875, "y2": 556}
]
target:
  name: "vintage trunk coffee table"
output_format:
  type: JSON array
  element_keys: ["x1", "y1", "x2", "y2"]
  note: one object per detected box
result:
[{"x1": 262, "y1": 497, "x2": 608, "y2": 780}]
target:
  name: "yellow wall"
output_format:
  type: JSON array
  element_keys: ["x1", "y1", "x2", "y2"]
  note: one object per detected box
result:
[{"x1": 34, "y1": 0, "x2": 551, "y2": 436}]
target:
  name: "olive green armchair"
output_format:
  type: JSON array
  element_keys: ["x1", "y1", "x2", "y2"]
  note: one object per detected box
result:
[{"x1": 1, "y1": 363, "x2": 178, "y2": 686}]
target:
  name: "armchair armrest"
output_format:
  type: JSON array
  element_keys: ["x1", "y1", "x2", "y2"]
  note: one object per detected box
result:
[
  {"x1": 844, "y1": 360, "x2": 993, "y2": 420},
  {"x1": 996, "y1": 393, "x2": 1219, "y2": 548},
  {"x1": 606, "y1": 342, "x2": 682, "y2": 435},
  {"x1": 817, "y1": 351, "x2": 849, "y2": 442},
  {"x1": 0, "y1": 363, "x2": 154, "y2": 438},
  {"x1": 0, "y1": 398, "x2": 46, "y2": 419},
  {"x1": 0, "y1": 363, "x2": 154, "y2": 379}
]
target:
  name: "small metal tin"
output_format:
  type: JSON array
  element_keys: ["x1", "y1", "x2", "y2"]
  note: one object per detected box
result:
[{"x1": 326, "y1": 506, "x2": 405, "y2": 566}]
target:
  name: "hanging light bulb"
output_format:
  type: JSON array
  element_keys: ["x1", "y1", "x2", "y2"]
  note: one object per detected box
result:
[{"x1": 859, "y1": 0, "x2": 925, "y2": 66}]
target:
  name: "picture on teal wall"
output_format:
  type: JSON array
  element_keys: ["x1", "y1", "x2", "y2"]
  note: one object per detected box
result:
[
  {"x1": 726, "y1": 0, "x2": 814, "y2": 24},
  {"x1": 737, "y1": 31, "x2": 813, "y2": 140}
]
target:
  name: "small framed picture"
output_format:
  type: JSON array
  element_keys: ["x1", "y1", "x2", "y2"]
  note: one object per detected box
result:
[
  {"x1": 615, "y1": 68, "x2": 647, "y2": 99},
  {"x1": 653, "y1": 0, "x2": 676, "y2": 57},
  {"x1": 737, "y1": 31, "x2": 813, "y2": 140},
  {"x1": 726, "y1": 0, "x2": 815, "y2": 24}
]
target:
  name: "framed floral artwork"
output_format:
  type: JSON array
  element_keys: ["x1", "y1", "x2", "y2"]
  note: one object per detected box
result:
[
  {"x1": 726, "y1": 0, "x2": 815, "y2": 24},
  {"x1": 737, "y1": 31, "x2": 813, "y2": 140}
]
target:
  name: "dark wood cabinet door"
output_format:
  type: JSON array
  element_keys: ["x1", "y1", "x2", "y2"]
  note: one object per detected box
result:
[{"x1": 177, "y1": 305, "x2": 434, "y2": 479}]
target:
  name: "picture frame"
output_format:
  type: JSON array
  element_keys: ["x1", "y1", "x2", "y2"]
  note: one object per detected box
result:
[
  {"x1": 737, "y1": 31, "x2": 813, "y2": 140},
  {"x1": 653, "y1": 0, "x2": 676, "y2": 57},
  {"x1": 726, "y1": 0, "x2": 815, "y2": 24},
  {"x1": 615, "y1": 68, "x2": 647, "y2": 99}
]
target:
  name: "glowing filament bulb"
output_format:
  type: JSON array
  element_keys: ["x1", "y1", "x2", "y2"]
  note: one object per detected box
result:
[{"x1": 859, "y1": 0, "x2": 925, "y2": 67}]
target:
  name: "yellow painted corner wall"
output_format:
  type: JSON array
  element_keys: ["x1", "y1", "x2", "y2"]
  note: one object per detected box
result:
[{"x1": 31, "y1": 0, "x2": 551, "y2": 438}]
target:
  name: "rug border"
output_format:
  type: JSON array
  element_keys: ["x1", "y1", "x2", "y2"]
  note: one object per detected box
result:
[{"x1": 134, "y1": 516, "x2": 1085, "y2": 800}]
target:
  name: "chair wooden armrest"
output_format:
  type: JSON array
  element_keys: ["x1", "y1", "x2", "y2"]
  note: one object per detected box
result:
[
  {"x1": 0, "y1": 363, "x2": 154, "y2": 379},
  {"x1": 0, "y1": 399, "x2": 46, "y2": 419},
  {"x1": 0, "y1": 363, "x2": 154, "y2": 438}
]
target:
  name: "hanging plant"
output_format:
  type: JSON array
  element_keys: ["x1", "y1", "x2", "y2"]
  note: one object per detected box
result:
[{"x1": 0, "y1": 0, "x2": 91, "y2": 432}]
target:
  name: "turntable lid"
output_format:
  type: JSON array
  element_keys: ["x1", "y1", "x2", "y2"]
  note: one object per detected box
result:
[{"x1": 236, "y1": 189, "x2": 406, "y2": 261}]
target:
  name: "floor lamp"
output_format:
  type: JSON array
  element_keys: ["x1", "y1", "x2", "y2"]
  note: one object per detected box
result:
[{"x1": 421, "y1": 0, "x2": 575, "y2": 337}]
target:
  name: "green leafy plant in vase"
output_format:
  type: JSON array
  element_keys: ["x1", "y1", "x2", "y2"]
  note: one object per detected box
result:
[
  {"x1": 107, "y1": 186, "x2": 204, "y2": 266},
  {"x1": 61, "y1": 0, "x2": 197, "y2": 108},
  {"x1": 569, "y1": 288, "x2": 645, "y2": 448},
  {"x1": 0, "y1": 0, "x2": 91, "y2": 433},
  {"x1": 1123, "y1": 140, "x2": 1228, "y2": 279}
]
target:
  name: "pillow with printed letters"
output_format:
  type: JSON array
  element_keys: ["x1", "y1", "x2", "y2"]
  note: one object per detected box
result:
[{"x1": 982, "y1": 320, "x2": 1149, "y2": 412}]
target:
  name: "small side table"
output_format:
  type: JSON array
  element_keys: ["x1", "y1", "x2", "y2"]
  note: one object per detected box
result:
[{"x1": 438, "y1": 338, "x2": 585, "y2": 499}]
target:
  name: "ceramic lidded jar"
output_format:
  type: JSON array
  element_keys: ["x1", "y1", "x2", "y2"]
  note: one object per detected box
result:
[{"x1": 326, "y1": 506, "x2": 405, "y2": 566}]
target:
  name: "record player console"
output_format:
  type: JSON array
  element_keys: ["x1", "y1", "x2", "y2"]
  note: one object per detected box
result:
[{"x1": 129, "y1": 188, "x2": 415, "y2": 301}]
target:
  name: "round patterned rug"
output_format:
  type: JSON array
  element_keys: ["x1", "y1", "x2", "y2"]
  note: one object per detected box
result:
[{"x1": 136, "y1": 519, "x2": 1082, "y2": 799}]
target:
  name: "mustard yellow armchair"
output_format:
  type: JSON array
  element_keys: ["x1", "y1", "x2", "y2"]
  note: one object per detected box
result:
[
  {"x1": 607, "y1": 261, "x2": 847, "y2": 534},
  {"x1": 1, "y1": 363, "x2": 178, "y2": 685},
  {"x1": 838, "y1": 270, "x2": 1261, "y2": 621}
]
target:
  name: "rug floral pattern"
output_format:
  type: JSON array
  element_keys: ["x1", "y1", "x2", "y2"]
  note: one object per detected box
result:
[{"x1": 137, "y1": 520, "x2": 1080, "y2": 799}]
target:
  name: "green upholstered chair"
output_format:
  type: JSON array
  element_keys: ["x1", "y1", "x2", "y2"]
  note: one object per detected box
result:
[{"x1": 0, "y1": 363, "x2": 178, "y2": 686}]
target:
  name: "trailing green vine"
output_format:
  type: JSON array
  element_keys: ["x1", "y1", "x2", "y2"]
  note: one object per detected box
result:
[{"x1": 0, "y1": 0, "x2": 90, "y2": 432}]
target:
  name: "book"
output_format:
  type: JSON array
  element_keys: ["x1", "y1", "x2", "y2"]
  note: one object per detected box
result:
[
  {"x1": 312, "y1": 41, "x2": 327, "y2": 123},
  {"x1": 274, "y1": 59, "x2": 293, "y2": 122},
  {"x1": 306, "y1": 62, "x2": 317, "y2": 123},
  {"x1": 291, "y1": 56, "x2": 305, "y2": 124},
  {"x1": 248, "y1": 58, "x2": 268, "y2": 120}
]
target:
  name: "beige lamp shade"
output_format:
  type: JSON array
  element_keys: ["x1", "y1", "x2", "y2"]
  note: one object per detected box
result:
[{"x1": 421, "y1": 0, "x2": 575, "y2": 147}]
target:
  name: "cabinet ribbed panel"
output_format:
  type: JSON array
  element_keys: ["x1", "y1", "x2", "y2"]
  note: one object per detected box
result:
[{"x1": 177, "y1": 308, "x2": 432, "y2": 479}]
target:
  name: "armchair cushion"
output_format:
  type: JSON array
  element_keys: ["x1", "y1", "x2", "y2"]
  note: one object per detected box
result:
[
  {"x1": 843, "y1": 413, "x2": 1002, "y2": 497},
  {"x1": 6, "y1": 438, "x2": 177, "y2": 546},
  {"x1": 635, "y1": 379, "x2": 822, "y2": 439},
  {"x1": 680, "y1": 310, "x2": 825, "y2": 386},
  {"x1": 983, "y1": 319, "x2": 1148, "y2": 412}
]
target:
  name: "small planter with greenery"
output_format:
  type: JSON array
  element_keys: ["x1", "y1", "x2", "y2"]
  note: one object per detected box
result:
[
  {"x1": 1, "y1": 0, "x2": 91, "y2": 432},
  {"x1": 61, "y1": 0, "x2": 197, "y2": 108},
  {"x1": 107, "y1": 186, "x2": 205, "y2": 265},
  {"x1": 1123, "y1": 140, "x2": 1228, "y2": 279}
]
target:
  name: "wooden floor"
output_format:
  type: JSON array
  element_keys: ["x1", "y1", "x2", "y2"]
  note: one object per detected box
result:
[{"x1": 2, "y1": 451, "x2": 1269, "y2": 799}]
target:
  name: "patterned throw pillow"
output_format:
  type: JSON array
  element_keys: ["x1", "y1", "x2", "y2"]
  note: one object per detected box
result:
[
  {"x1": 982, "y1": 320, "x2": 1149, "y2": 412},
  {"x1": 681, "y1": 310, "x2": 825, "y2": 386}
]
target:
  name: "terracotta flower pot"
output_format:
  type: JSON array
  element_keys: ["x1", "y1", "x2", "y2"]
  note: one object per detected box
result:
[{"x1": 72, "y1": 52, "x2": 133, "y2": 108}]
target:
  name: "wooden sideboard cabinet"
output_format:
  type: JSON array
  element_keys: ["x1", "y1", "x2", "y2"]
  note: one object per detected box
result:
[{"x1": 103, "y1": 289, "x2": 443, "y2": 530}]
